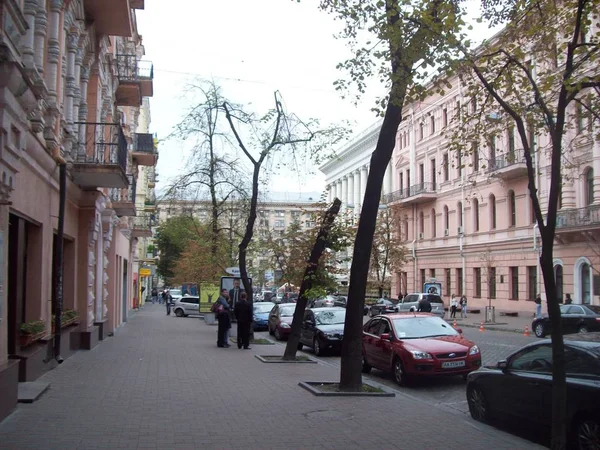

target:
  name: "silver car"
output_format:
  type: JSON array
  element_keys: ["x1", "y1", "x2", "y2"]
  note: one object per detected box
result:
[
  {"x1": 173, "y1": 295, "x2": 200, "y2": 317},
  {"x1": 398, "y1": 293, "x2": 445, "y2": 317}
]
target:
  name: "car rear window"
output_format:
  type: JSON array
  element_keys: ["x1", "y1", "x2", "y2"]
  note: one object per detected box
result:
[
  {"x1": 587, "y1": 305, "x2": 600, "y2": 314},
  {"x1": 428, "y1": 295, "x2": 443, "y2": 304}
]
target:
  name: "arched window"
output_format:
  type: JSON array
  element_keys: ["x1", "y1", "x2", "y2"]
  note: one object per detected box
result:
[
  {"x1": 403, "y1": 220, "x2": 409, "y2": 240},
  {"x1": 554, "y1": 265, "x2": 564, "y2": 303},
  {"x1": 473, "y1": 198, "x2": 480, "y2": 231},
  {"x1": 581, "y1": 263, "x2": 591, "y2": 304},
  {"x1": 431, "y1": 209, "x2": 437, "y2": 237},
  {"x1": 586, "y1": 168, "x2": 594, "y2": 206},
  {"x1": 508, "y1": 190, "x2": 516, "y2": 227},
  {"x1": 490, "y1": 194, "x2": 497, "y2": 230},
  {"x1": 457, "y1": 201, "x2": 463, "y2": 229},
  {"x1": 430, "y1": 115, "x2": 436, "y2": 134},
  {"x1": 443, "y1": 205, "x2": 449, "y2": 232},
  {"x1": 419, "y1": 211, "x2": 424, "y2": 235}
]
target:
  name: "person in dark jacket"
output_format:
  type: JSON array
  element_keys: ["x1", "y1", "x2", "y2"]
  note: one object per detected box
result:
[
  {"x1": 216, "y1": 289, "x2": 231, "y2": 347},
  {"x1": 234, "y1": 292, "x2": 253, "y2": 350},
  {"x1": 417, "y1": 295, "x2": 432, "y2": 313}
]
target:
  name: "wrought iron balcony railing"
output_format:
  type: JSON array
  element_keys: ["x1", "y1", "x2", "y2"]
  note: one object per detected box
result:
[
  {"x1": 109, "y1": 174, "x2": 136, "y2": 203},
  {"x1": 74, "y1": 122, "x2": 128, "y2": 173},
  {"x1": 116, "y1": 54, "x2": 154, "y2": 82},
  {"x1": 133, "y1": 133, "x2": 156, "y2": 154},
  {"x1": 556, "y1": 204, "x2": 600, "y2": 229},
  {"x1": 133, "y1": 214, "x2": 156, "y2": 229},
  {"x1": 382, "y1": 182, "x2": 437, "y2": 204},
  {"x1": 487, "y1": 149, "x2": 527, "y2": 173}
]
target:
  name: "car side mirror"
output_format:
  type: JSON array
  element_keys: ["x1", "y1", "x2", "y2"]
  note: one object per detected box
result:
[
  {"x1": 380, "y1": 333, "x2": 392, "y2": 341},
  {"x1": 497, "y1": 360, "x2": 508, "y2": 371},
  {"x1": 456, "y1": 328, "x2": 463, "y2": 334}
]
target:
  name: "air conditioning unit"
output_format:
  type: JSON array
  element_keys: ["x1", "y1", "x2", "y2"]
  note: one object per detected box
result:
[
  {"x1": 444, "y1": 229, "x2": 449, "y2": 236},
  {"x1": 458, "y1": 226, "x2": 464, "y2": 234},
  {"x1": 419, "y1": 232, "x2": 424, "y2": 239}
]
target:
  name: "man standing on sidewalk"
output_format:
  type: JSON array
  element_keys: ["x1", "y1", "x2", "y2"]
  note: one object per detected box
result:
[
  {"x1": 535, "y1": 294, "x2": 542, "y2": 318},
  {"x1": 235, "y1": 292, "x2": 253, "y2": 349}
]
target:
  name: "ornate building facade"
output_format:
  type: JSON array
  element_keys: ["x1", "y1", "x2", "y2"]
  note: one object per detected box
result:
[{"x1": 0, "y1": 0, "x2": 158, "y2": 421}]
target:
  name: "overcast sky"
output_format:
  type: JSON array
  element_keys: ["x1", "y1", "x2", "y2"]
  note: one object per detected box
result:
[{"x1": 136, "y1": 1, "x2": 495, "y2": 198}]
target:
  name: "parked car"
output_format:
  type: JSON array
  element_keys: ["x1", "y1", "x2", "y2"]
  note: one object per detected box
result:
[
  {"x1": 298, "y1": 307, "x2": 346, "y2": 356},
  {"x1": 311, "y1": 295, "x2": 337, "y2": 308},
  {"x1": 333, "y1": 296, "x2": 347, "y2": 308},
  {"x1": 397, "y1": 293, "x2": 445, "y2": 318},
  {"x1": 532, "y1": 303, "x2": 600, "y2": 338},
  {"x1": 362, "y1": 313, "x2": 481, "y2": 385},
  {"x1": 168, "y1": 289, "x2": 183, "y2": 303},
  {"x1": 172, "y1": 295, "x2": 200, "y2": 317},
  {"x1": 284, "y1": 293, "x2": 299, "y2": 303},
  {"x1": 268, "y1": 303, "x2": 296, "y2": 340},
  {"x1": 369, "y1": 299, "x2": 398, "y2": 317},
  {"x1": 252, "y1": 302, "x2": 275, "y2": 331},
  {"x1": 466, "y1": 339, "x2": 600, "y2": 450}
]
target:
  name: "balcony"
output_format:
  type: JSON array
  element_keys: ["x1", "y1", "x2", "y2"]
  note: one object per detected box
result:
[
  {"x1": 144, "y1": 199, "x2": 156, "y2": 212},
  {"x1": 131, "y1": 214, "x2": 154, "y2": 238},
  {"x1": 109, "y1": 175, "x2": 136, "y2": 216},
  {"x1": 382, "y1": 182, "x2": 437, "y2": 206},
  {"x1": 555, "y1": 204, "x2": 600, "y2": 237},
  {"x1": 83, "y1": 0, "x2": 133, "y2": 37},
  {"x1": 115, "y1": 55, "x2": 154, "y2": 106},
  {"x1": 486, "y1": 149, "x2": 528, "y2": 180},
  {"x1": 132, "y1": 133, "x2": 158, "y2": 166},
  {"x1": 147, "y1": 168, "x2": 156, "y2": 188},
  {"x1": 71, "y1": 122, "x2": 128, "y2": 189}
]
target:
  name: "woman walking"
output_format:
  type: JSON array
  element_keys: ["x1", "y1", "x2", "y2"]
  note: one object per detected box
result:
[
  {"x1": 450, "y1": 294, "x2": 458, "y2": 319},
  {"x1": 460, "y1": 295, "x2": 468, "y2": 318}
]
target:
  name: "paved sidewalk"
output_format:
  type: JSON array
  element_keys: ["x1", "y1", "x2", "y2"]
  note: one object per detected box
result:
[
  {"x1": 447, "y1": 309, "x2": 536, "y2": 334},
  {"x1": 0, "y1": 304, "x2": 544, "y2": 450}
]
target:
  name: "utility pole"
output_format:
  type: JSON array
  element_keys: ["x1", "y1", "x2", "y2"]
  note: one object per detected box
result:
[{"x1": 52, "y1": 162, "x2": 66, "y2": 364}]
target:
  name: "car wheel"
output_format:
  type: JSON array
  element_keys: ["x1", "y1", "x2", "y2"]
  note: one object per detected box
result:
[
  {"x1": 362, "y1": 354, "x2": 372, "y2": 374},
  {"x1": 268, "y1": 325, "x2": 274, "y2": 336},
  {"x1": 579, "y1": 325, "x2": 589, "y2": 334},
  {"x1": 313, "y1": 337, "x2": 323, "y2": 356},
  {"x1": 467, "y1": 385, "x2": 490, "y2": 423},
  {"x1": 574, "y1": 416, "x2": 600, "y2": 450},
  {"x1": 174, "y1": 309, "x2": 184, "y2": 317},
  {"x1": 534, "y1": 322, "x2": 546, "y2": 338},
  {"x1": 393, "y1": 357, "x2": 409, "y2": 386},
  {"x1": 297, "y1": 342, "x2": 303, "y2": 350},
  {"x1": 274, "y1": 327, "x2": 282, "y2": 341}
]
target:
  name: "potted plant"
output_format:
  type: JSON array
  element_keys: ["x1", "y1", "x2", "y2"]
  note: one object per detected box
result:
[
  {"x1": 51, "y1": 309, "x2": 79, "y2": 332},
  {"x1": 20, "y1": 320, "x2": 47, "y2": 348}
]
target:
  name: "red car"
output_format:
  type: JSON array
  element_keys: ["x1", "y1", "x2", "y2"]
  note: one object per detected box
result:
[
  {"x1": 362, "y1": 313, "x2": 481, "y2": 385},
  {"x1": 268, "y1": 303, "x2": 296, "y2": 340}
]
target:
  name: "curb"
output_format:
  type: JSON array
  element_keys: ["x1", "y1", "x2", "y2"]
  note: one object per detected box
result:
[
  {"x1": 460, "y1": 323, "x2": 534, "y2": 335},
  {"x1": 255, "y1": 355, "x2": 318, "y2": 364},
  {"x1": 298, "y1": 381, "x2": 396, "y2": 397}
]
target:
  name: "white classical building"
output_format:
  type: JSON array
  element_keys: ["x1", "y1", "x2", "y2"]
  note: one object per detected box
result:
[{"x1": 320, "y1": 120, "x2": 395, "y2": 213}]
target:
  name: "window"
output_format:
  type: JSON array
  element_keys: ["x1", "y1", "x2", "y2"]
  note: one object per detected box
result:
[
  {"x1": 274, "y1": 210, "x2": 285, "y2": 217},
  {"x1": 582, "y1": 262, "x2": 592, "y2": 304},
  {"x1": 443, "y1": 205, "x2": 449, "y2": 231},
  {"x1": 489, "y1": 267, "x2": 497, "y2": 299},
  {"x1": 407, "y1": 169, "x2": 411, "y2": 189},
  {"x1": 441, "y1": 153, "x2": 449, "y2": 182},
  {"x1": 419, "y1": 123, "x2": 424, "y2": 140},
  {"x1": 456, "y1": 268, "x2": 463, "y2": 295},
  {"x1": 472, "y1": 143, "x2": 479, "y2": 172},
  {"x1": 565, "y1": 347, "x2": 600, "y2": 377},
  {"x1": 419, "y1": 163, "x2": 425, "y2": 186},
  {"x1": 442, "y1": 108, "x2": 448, "y2": 128},
  {"x1": 489, "y1": 135, "x2": 496, "y2": 164},
  {"x1": 527, "y1": 266, "x2": 537, "y2": 301},
  {"x1": 365, "y1": 319, "x2": 382, "y2": 335},
  {"x1": 419, "y1": 211, "x2": 424, "y2": 235},
  {"x1": 457, "y1": 202, "x2": 463, "y2": 228},
  {"x1": 431, "y1": 209, "x2": 437, "y2": 237},
  {"x1": 576, "y1": 103, "x2": 584, "y2": 133},
  {"x1": 274, "y1": 220, "x2": 285, "y2": 228},
  {"x1": 399, "y1": 172, "x2": 404, "y2": 191},
  {"x1": 456, "y1": 100, "x2": 461, "y2": 119},
  {"x1": 473, "y1": 198, "x2": 480, "y2": 232},
  {"x1": 420, "y1": 269, "x2": 426, "y2": 289},
  {"x1": 490, "y1": 194, "x2": 497, "y2": 230},
  {"x1": 586, "y1": 168, "x2": 594, "y2": 206},
  {"x1": 403, "y1": 220, "x2": 409, "y2": 240},
  {"x1": 510, "y1": 266, "x2": 519, "y2": 300},
  {"x1": 509, "y1": 345, "x2": 552, "y2": 373},
  {"x1": 508, "y1": 127, "x2": 515, "y2": 156},
  {"x1": 508, "y1": 190, "x2": 516, "y2": 227},
  {"x1": 445, "y1": 269, "x2": 451, "y2": 294},
  {"x1": 430, "y1": 269, "x2": 436, "y2": 279},
  {"x1": 430, "y1": 115, "x2": 435, "y2": 134},
  {"x1": 528, "y1": 120, "x2": 535, "y2": 150},
  {"x1": 457, "y1": 148, "x2": 462, "y2": 177},
  {"x1": 555, "y1": 265, "x2": 564, "y2": 303},
  {"x1": 431, "y1": 159, "x2": 436, "y2": 188},
  {"x1": 474, "y1": 268, "x2": 482, "y2": 297}
]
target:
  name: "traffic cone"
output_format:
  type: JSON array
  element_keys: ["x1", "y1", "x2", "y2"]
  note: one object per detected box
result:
[
  {"x1": 453, "y1": 319, "x2": 457, "y2": 328},
  {"x1": 479, "y1": 321, "x2": 485, "y2": 332},
  {"x1": 524, "y1": 326, "x2": 530, "y2": 337}
]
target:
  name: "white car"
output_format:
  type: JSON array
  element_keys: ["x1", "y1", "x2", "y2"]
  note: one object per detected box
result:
[{"x1": 168, "y1": 289, "x2": 182, "y2": 302}]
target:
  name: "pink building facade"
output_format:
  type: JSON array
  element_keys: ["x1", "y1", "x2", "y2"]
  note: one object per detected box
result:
[
  {"x1": 0, "y1": 0, "x2": 157, "y2": 422},
  {"x1": 387, "y1": 76, "x2": 599, "y2": 314}
]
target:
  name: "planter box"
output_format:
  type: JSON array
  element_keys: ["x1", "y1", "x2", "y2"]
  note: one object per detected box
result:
[
  {"x1": 19, "y1": 331, "x2": 46, "y2": 349},
  {"x1": 50, "y1": 317, "x2": 79, "y2": 334}
]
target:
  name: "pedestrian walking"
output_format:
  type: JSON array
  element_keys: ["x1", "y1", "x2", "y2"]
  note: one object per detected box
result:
[
  {"x1": 151, "y1": 287, "x2": 158, "y2": 304},
  {"x1": 214, "y1": 289, "x2": 231, "y2": 348},
  {"x1": 234, "y1": 292, "x2": 253, "y2": 350},
  {"x1": 450, "y1": 295, "x2": 458, "y2": 318},
  {"x1": 534, "y1": 293, "x2": 542, "y2": 318},
  {"x1": 460, "y1": 295, "x2": 468, "y2": 318},
  {"x1": 565, "y1": 293, "x2": 573, "y2": 304},
  {"x1": 165, "y1": 289, "x2": 172, "y2": 316}
]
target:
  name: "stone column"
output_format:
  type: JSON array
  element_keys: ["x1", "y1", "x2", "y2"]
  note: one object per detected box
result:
[
  {"x1": 562, "y1": 179, "x2": 576, "y2": 209},
  {"x1": 592, "y1": 121, "x2": 600, "y2": 204},
  {"x1": 354, "y1": 169, "x2": 362, "y2": 212},
  {"x1": 45, "y1": 0, "x2": 62, "y2": 105},
  {"x1": 75, "y1": 63, "x2": 91, "y2": 160},
  {"x1": 65, "y1": 31, "x2": 79, "y2": 128},
  {"x1": 21, "y1": 0, "x2": 38, "y2": 68},
  {"x1": 34, "y1": 0, "x2": 48, "y2": 74},
  {"x1": 336, "y1": 179, "x2": 342, "y2": 201},
  {"x1": 348, "y1": 173, "x2": 355, "y2": 207},
  {"x1": 341, "y1": 176, "x2": 348, "y2": 210},
  {"x1": 361, "y1": 166, "x2": 368, "y2": 202}
]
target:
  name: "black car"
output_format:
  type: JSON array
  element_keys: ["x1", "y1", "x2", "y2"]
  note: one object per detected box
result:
[
  {"x1": 532, "y1": 304, "x2": 600, "y2": 338},
  {"x1": 333, "y1": 296, "x2": 347, "y2": 307},
  {"x1": 466, "y1": 340, "x2": 600, "y2": 449},
  {"x1": 298, "y1": 307, "x2": 345, "y2": 356},
  {"x1": 369, "y1": 298, "x2": 398, "y2": 317}
]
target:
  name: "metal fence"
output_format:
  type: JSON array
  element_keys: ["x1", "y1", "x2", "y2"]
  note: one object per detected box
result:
[
  {"x1": 74, "y1": 122, "x2": 128, "y2": 173},
  {"x1": 556, "y1": 204, "x2": 600, "y2": 229},
  {"x1": 382, "y1": 182, "x2": 436, "y2": 204},
  {"x1": 116, "y1": 54, "x2": 154, "y2": 81},
  {"x1": 487, "y1": 149, "x2": 526, "y2": 172},
  {"x1": 109, "y1": 174, "x2": 136, "y2": 203},
  {"x1": 134, "y1": 133, "x2": 155, "y2": 154}
]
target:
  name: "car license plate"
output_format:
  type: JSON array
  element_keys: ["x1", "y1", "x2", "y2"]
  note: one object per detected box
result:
[{"x1": 441, "y1": 360, "x2": 465, "y2": 369}]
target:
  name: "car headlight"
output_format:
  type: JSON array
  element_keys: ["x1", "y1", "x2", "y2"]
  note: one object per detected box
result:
[
  {"x1": 410, "y1": 350, "x2": 433, "y2": 359},
  {"x1": 469, "y1": 345, "x2": 480, "y2": 355},
  {"x1": 280, "y1": 322, "x2": 290, "y2": 328}
]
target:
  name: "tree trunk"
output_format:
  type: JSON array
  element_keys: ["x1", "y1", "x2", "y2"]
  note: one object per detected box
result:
[
  {"x1": 283, "y1": 199, "x2": 342, "y2": 360},
  {"x1": 339, "y1": 99, "x2": 404, "y2": 391}
]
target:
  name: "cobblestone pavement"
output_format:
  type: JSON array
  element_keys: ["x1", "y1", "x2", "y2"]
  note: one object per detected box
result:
[{"x1": 0, "y1": 304, "x2": 545, "y2": 450}]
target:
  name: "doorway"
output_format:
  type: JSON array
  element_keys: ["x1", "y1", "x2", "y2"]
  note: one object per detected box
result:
[
  {"x1": 7, "y1": 214, "x2": 28, "y2": 355},
  {"x1": 122, "y1": 259, "x2": 128, "y2": 322}
]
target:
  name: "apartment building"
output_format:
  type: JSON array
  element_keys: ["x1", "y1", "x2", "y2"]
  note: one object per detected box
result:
[
  {"x1": 0, "y1": 0, "x2": 158, "y2": 421},
  {"x1": 386, "y1": 74, "x2": 599, "y2": 313}
]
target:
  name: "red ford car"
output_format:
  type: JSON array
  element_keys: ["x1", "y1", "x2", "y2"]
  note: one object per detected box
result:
[
  {"x1": 362, "y1": 313, "x2": 482, "y2": 385},
  {"x1": 268, "y1": 303, "x2": 296, "y2": 340}
]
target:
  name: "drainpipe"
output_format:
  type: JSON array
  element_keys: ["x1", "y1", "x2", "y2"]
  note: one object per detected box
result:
[
  {"x1": 534, "y1": 222, "x2": 541, "y2": 297},
  {"x1": 412, "y1": 204, "x2": 418, "y2": 291},
  {"x1": 458, "y1": 77, "x2": 467, "y2": 296}
]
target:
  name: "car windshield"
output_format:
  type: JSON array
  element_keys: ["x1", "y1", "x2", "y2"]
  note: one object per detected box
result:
[
  {"x1": 280, "y1": 306, "x2": 295, "y2": 317},
  {"x1": 254, "y1": 303, "x2": 275, "y2": 313},
  {"x1": 392, "y1": 316, "x2": 458, "y2": 339},
  {"x1": 315, "y1": 310, "x2": 346, "y2": 325},
  {"x1": 169, "y1": 290, "x2": 181, "y2": 296},
  {"x1": 560, "y1": 304, "x2": 570, "y2": 314},
  {"x1": 586, "y1": 305, "x2": 600, "y2": 314}
]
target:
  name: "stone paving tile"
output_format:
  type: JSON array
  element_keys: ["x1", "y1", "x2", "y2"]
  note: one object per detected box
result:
[{"x1": 0, "y1": 304, "x2": 545, "y2": 450}]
